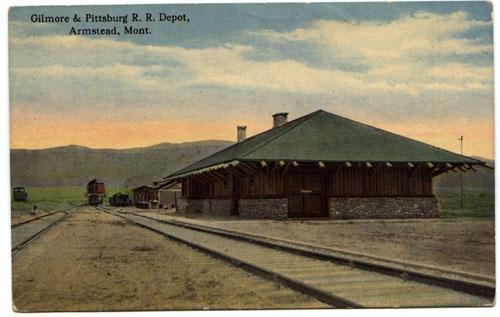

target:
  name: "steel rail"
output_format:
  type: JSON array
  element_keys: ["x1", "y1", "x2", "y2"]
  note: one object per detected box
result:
[
  {"x1": 11, "y1": 205, "x2": 83, "y2": 253},
  {"x1": 96, "y1": 206, "x2": 360, "y2": 308},
  {"x1": 97, "y1": 207, "x2": 495, "y2": 308},
  {"x1": 12, "y1": 211, "x2": 65, "y2": 228},
  {"x1": 121, "y1": 210, "x2": 495, "y2": 299}
]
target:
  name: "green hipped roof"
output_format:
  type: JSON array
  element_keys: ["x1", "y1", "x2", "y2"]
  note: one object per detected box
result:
[{"x1": 166, "y1": 110, "x2": 483, "y2": 179}]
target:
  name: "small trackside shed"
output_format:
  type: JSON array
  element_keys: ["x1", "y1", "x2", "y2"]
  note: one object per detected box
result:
[
  {"x1": 133, "y1": 182, "x2": 182, "y2": 209},
  {"x1": 132, "y1": 185, "x2": 158, "y2": 208},
  {"x1": 155, "y1": 181, "x2": 181, "y2": 209},
  {"x1": 163, "y1": 110, "x2": 485, "y2": 219}
]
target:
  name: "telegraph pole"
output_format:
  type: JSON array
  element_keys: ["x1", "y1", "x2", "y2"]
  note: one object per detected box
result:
[{"x1": 459, "y1": 136, "x2": 464, "y2": 212}]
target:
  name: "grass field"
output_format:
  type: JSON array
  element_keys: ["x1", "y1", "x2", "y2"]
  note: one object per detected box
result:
[
  {"x1": 435, "y1": 190, "x2": 495, "y2": 218},
  {"x1": 11, "y1": 186, "x2": 132, "y2": 214},
  {"x1": 11, "y1": 186, "x2": 494, "y2": 218}
]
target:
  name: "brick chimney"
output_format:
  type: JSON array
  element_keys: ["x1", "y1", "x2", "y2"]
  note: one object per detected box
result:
[
  {"x1": 272, "y1": 112, "x2": 288, "y2": 128},
  {"x1": 237, "y1": 126, "x2": 247, "y2": 142}
]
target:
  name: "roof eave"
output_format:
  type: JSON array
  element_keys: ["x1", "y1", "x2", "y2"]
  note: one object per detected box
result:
[
  {"x1": 164, "y1": 160, "x2": 240, "y2": 181},
  {"x1": 163, "y1": 158, "x2": 485, "y2": 181}
]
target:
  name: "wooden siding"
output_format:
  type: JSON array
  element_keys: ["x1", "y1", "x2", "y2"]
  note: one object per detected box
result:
[
  {"x1": 210, "y1": 176, "x2": 233, "y2": 198},
  {"x1": 134, "y1": 188, "x2": 158, "y2": 203},
  {"x1": 182, "y1": 175, "x2": 232, "y2": 198},
  {"x1": 241, "y1": 172, "x2": 285, "y2": 198},
  {"x1": 182, "y1": 163, "x2": 434, "y2": 199},
  {"x1": 330, "y1": 164, "x2": 433, "y2": 196},
  {"x1": 182, "y1": 178, "x2": 209, "y2": 198}
]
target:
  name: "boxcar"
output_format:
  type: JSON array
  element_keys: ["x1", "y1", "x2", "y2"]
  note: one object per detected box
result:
[
  {"x1": 13, "y1": 187, "x2": 28, "y2": 202},
  {"x1": 86, "y1": 179, "x2": 106, "y2": 205}
]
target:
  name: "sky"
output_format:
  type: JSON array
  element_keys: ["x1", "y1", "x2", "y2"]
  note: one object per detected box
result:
[{"x1": 8, "y1": 1, "x2": 494, "y2": 159}]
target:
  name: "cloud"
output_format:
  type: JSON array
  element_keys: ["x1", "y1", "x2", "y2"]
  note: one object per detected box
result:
[
  {"x1": 11, "y1": 34, "x2": 418, "y2": 111},
  {"x1": 427, "y1": 63, "x2": 492, "y2": 80},
  {"x1": 253, "y1": 11, "x2": 492, "y2": 93},
  {"x1": 10, "y1": 10, "x2": 492, "y2": 105},
  {"x1": 8, "y1": 10, "x2": 494, "y2": 154},
  {"x1": 257, "y1": 11, "x2": 491, "y2": 61}
]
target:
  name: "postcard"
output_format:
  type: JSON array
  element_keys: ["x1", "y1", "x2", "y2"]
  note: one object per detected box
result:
[{"x1": 8, "y1": 1, "x2": 495, "y2": 311}]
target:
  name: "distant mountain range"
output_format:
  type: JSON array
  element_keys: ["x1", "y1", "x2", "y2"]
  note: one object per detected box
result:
[
  {"x1": 11, "y1": 142, "x2": 494, "y2": 192},
  {"x1": 11, "y1": 140, "x2": 233, "y2": 187}
]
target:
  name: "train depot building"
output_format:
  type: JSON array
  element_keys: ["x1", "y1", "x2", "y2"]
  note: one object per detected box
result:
[{"x1": 163, "y1": 110, "x2": 484, "y2": 219}]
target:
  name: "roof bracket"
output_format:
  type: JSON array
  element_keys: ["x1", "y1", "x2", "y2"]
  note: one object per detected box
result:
[
  {"x1": 408, "y1": 163, "x2": 420, "y2": 177},
  {"x1": 368, "y1": 162, "x2": 383, "y2": 178},
  {"x1": 281, "y1": 161, "x2": 292, "y2": 176}
]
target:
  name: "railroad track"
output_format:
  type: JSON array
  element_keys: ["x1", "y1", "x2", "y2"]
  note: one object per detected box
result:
[
  {"x1": 11, "y1": 205, "x2": 83, "y2": 253},
  {"x1": 97, "y1": 206, "x2": 495, "y2": 308}
]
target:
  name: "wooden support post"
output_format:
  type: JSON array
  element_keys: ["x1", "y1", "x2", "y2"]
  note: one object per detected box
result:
[
  {"x1": 236, "y1": 163, "x2": 253, "y2": 174},
  {"x1": 212, "y1": 170, "x2": 229, "y2": 182},
  {"x1": 193, "y1": 174, "x2": 209, "y2": 185},
  {"x1": 246, "y1": 162, "x2": 266, "y2": 175},
  {"x1": 368, "y1": 162, "x2": 382, "y2": 177},
  {"x1": 458, "y1": 165, "x2": 467, "y2": 172},
  {"x1": 270, "y1": 161, "x2": 280, "y2": 174},
  {"x1": 257, "y1": 161, "x2": 270, "y2": 174},
  {"x1": 409, "y1": 163, "x2": 420, "y2": 177},
  {"x1": 228, "y1": 166, "x2": 247, "y2": 178},
  {"x1": 430, "y1": 165, "x2": 441, "y2": 175},
  {"x1": 203, "y1": 172, "x2": 220, "y2": 183},
  {"x1": 432, "y1": 165, "x2": 454, "y2": 177},
  {"x1": 330, "y1": 163, "x2": 341, "y2": 176},
  {"x1": 281, "y1": 161, "x2": 292, "y2": 176},
  {"x1": 234, "y1": 165, "x2": 252, "y2": 178},
  {"x1": 239, "y1": 163, "x2": 262, "y2": 176}
]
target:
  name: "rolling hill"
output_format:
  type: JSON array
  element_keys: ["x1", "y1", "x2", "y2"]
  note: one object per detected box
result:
[{"x1": 11, "y1": 140, "x2": 233, "y2": 187}]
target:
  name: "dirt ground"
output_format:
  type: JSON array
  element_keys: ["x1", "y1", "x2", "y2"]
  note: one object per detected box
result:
[
  {"x1": 139, "y1": 211, "x2": 495, "y2": 277},
  {"x1": 11, "y1": 211, "x2": 51, "y2": 226},
  {"x1": 12, "y1": 207, "x2": 326, "y2": 311}
]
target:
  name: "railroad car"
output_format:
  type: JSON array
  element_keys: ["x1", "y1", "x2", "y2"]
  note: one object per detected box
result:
[
  {"x1": 135, "y1": 201, "x2": 150, "y2": 209},
  {"x1": 109, "y1": 193, "x2": 132, "y2": 206},
  {"x1": 86, "y1": 179, "x2": 106, "y2": 205},
  {"x1": 13, "y1": 187, "x2": 28, "y2": 202}
]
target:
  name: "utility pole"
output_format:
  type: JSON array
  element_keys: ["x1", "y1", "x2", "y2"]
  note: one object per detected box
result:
[{"x1": 459, "y1": 136, "x2": 464, "y2": 212}]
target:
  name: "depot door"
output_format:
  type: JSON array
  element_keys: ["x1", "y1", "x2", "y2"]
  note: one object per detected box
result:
[{"x1": 287, "y1": 167, "x2": 326, "y2": 218}]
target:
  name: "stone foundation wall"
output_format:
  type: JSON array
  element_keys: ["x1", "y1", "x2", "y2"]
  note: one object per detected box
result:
[
  {"x1": 176, "y1": 198, "x2": 202, "y2": 213},
  {"x1": 239, "y1": 198, "x2": 288, "y2": 219},
  {"x1": 177, "y1": 198, "x2": 233, "y2": 216},
  {"x1": 329, "y1": 197, "x2": 440, "y2": 219}
]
